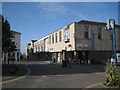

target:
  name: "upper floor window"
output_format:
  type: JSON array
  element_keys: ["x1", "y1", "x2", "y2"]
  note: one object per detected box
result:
[
  {"x1": 64, "y1": 26, "x2": 70, "y2": 42},
  {"x1": 49, "y1": 36, "x2": 51, "y2": 44},
  {"x1": 55, "y1": 33, "x2": 58, "y2": 43},
  {"x1": 59, "y1": 31, "x2": 62, "y2": 42},
  {"x1": 83, "y1": 26, "x2": 89, "y2": 39},
  {"x1": 52, "y1": 34, "x2": 54, "y2": 44},
  {"x1": 97, "y1": 27, "x2": 103, "y2": 39}
]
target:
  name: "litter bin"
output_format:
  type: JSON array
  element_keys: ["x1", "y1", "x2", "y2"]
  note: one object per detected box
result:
[{"x1": 62, "y1": 60, "x2": 67, "y2": 67}]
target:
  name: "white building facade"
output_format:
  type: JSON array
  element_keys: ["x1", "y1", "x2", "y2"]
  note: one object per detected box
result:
[
  {"x1": 11, "y1": 30, "x2": 21, "y2": 61},
  {"x1": 2, "y1": 30, "x2": 21, "y2": 62}
]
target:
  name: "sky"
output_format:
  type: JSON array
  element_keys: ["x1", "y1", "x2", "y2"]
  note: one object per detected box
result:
[{"x1": 2, "y1": 2, "x2": 119, "y2": 53}]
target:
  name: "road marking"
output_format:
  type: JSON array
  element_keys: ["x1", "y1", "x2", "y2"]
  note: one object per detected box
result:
[{"x1": 0, "y1": 65, "x2": 31, "y2": 85}]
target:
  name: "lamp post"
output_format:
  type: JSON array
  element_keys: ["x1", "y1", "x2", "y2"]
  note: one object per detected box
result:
[{"x1": 105, "y1": 19, "x2": 117, "y2": 66}]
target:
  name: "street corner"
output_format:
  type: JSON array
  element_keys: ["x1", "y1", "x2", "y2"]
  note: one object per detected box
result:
[{"x1": 1, "y1": 64, "x2": 30, "y2": 84}]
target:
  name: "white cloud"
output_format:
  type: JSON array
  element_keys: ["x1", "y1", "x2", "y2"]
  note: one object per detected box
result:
[
  {"x1": 36, "y1": 2, "x2": 68, "y2": 18},
  {"x1": 37, "y1": 3, "x2": 67, "y2": 14}
]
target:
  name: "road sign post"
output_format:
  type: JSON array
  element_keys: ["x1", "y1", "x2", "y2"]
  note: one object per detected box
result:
[
  {"x1": 112, "y1": 28, "x2": 117, "y2": 66},
  {"x1": 105, "y1": 19, "x2": 117, "y2": 66}
]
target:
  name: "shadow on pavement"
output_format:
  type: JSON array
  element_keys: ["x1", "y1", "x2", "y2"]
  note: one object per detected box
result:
[
  {"x1": 27, "y1": 63, "x2": 105, "y2": 76},
  {"x1": 2, "y1": 64, "x2": 28, "y2": 77},
  {"x1": 2, "y1": 62, "x2": 106, "y2": 77}
]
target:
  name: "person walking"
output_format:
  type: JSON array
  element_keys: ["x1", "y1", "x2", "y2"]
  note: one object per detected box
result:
[
  {"x1": 111, "y1": 55, "x2": 114, "y2": 65},
  {"x1": 52, "y1": 55, "x2": 56, "y2": 64},
  {"x1": 66, "y1": 58, "x2": 70, "y2": 68}
]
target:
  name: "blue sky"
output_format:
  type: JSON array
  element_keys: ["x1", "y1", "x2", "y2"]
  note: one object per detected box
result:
[{"x1": 2, "y1": 2, "x2": 119, "y2": 53}]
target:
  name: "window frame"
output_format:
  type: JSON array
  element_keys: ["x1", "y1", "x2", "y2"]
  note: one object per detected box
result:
[
  {"x1": 55, "y1": 33, "x2": 58, "y2": 43},
  {"x1": 52, "y1": 34, "x2": 54, "y2": 44},
  {"x1": 49, "y1": 36, "x2": 51, "y2": 44},
  {"x1": 97, "y1": 27, "x2": 103, "y2": 39},
  {"x1": 59, "y1": 31, "x2": 62, "y2": 42},
  {"x1": 64, "y1": 26, "x2": 70, "y2": 41},
  {"x1": 83, "y1": 26, "x2": 90, "y2": 39}
]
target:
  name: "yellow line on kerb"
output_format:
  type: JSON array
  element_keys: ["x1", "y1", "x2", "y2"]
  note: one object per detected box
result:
[{"x1": 0, "y1": 65, "x2": 31, "y2": 85}]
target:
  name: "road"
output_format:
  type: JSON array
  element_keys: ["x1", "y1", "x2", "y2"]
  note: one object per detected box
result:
[{"x1": 2, "y1": 61, "x2": 106, "y2": 88}]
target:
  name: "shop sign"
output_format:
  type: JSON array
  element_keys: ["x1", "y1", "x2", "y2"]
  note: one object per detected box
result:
[{"x1": 77, "y1": 44, "x2": 88, "y2": 48}]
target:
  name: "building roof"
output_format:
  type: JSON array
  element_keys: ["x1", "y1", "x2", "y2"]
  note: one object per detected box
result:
[
  {"x1": 11, "y1": 30, "x2": 21, "y2": 34},
  {"x1": 31, "y1": 20, "x2": 120, "y2": 45},
  {"x1": 27, "y1": 43, "x2": 31, "y2": 46},
  {"x1": 31, "y1": 40, "x2": 37, "y2": 43},
  {"x1": 48, "y1": 20, "x2": 120, "y2": 36},
  {"x1": 77, "y1": 20, "x2": 120, "y2": 27},
  {"x1": 35, "y1": 35, "x2": 49, "y2": 43}
]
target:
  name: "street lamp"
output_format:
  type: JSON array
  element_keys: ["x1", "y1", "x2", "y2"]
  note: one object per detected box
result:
[{"x1": 105, "y1": 19, "x2": 117, "y2": 66}]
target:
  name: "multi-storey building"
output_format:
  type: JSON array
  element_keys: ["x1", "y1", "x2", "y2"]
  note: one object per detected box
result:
[
  {"x1": 26, "y1": 40, "x2": 37, "y2": 58},
  {"x1": 33, "y1": 20, "x2": 120, "y2": 64},
  {"x1": 11, "y1": 30, "x2": 21, "y2": 61},
  {"x1": 2, "y1": 30, "x2": 21, "y2": 62}
]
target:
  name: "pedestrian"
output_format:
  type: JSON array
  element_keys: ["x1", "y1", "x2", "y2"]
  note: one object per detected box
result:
[
  {"x1": 49, "y1": 56, "x2": 52, "y2": 64},
  {"x1": 52, "y1": 55, "x2": 56, "y2": 64},
  {"x1": 111, "y1": 55, "x2": 114, "y2": 65},
  {"x1": 66, "y1": 58, "x2": 70, "y2": 68},
  {"x1": 53, "y1": 57, "x2": 55, "y2": 63}
]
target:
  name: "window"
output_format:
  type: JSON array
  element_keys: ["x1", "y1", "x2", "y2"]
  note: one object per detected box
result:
[
  {"x1": 97, "y1": 27, "x2": 103, "y2": 39},
  {"x1": 55, "y1": 33, "x2": 58, "y2": 43},
  {"x1": 59, "y1": 31, "x2": 62, "y2": 42},
  {"x1": 49, "y1": 37, "x2": 50, "y2": 44},
  {"x1": 84, "y1": 26, "x2": 89, "y2": 39},
  {"x1": 64, "y1": 26, "x2": 70, "y2": 42},
  {"x1": 52, "y1": 34, "x2": 54, "y2": 44}
]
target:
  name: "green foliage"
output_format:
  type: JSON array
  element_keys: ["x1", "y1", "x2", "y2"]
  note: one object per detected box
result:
[
  {"x1": 2, "y1": 16, "x2": 16, "y2": 53},
  {"x1": 104, "y1": 62, "x2": 120, "y2": 87}
]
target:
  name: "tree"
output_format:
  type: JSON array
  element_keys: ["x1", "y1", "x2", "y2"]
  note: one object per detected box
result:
[{"x1": 2, "y1": 16, "x2": 16, "y2": 63}]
